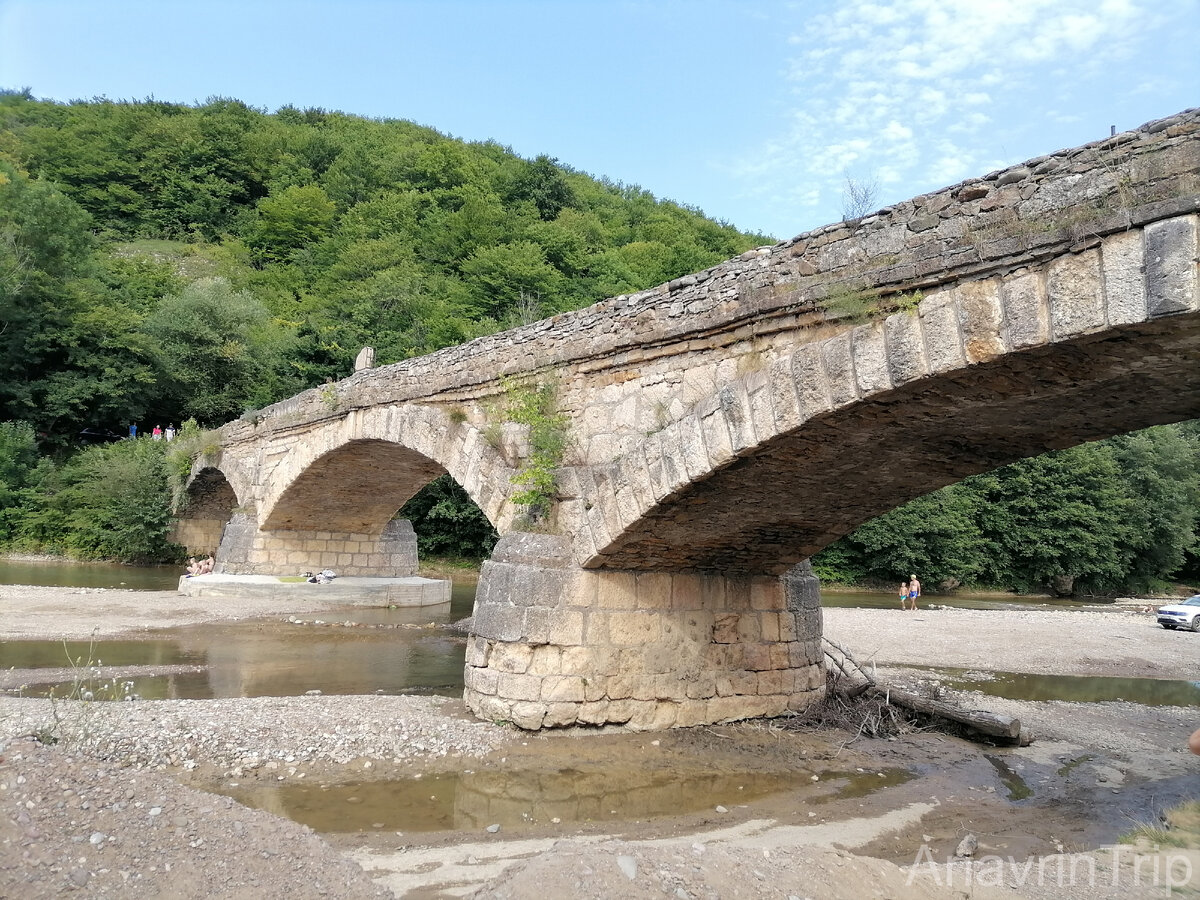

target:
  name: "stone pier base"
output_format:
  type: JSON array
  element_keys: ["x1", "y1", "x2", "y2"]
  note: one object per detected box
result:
[
  {"x1": 214, "y1": 514, "x2": 419, "y2": 577},
  {"x1": 463, "y1": 534, "x2": 824, "y2": 731}
]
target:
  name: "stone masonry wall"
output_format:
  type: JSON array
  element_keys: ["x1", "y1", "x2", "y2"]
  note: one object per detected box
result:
[
  {"x1": 216, "y1": 109, "x2": 1198, "y2": 464},
  {"x1": 217, "y1": 517, "x2": 419, "y2": 577},
  {"x1": 464, "y1": 534, "x2": 824, "y2": 730}
]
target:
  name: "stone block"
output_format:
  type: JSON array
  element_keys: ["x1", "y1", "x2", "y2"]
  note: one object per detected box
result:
[
  {"x1": 731, "y1": 671, "x2": 758, "y2": 694},
  {"x1": 708, "y1": 696, "x2": 749, "y2": 723},
  {"x1": 747, "y1": 376, "x2": 776, "y2": 446},
  {"x1": 684, "y1": 673, "x2": 716, "y2": 700},
  {"x1": 596, "y1": 571, "x2": 638, "y2": 609},
  {"x1": 699, "y1": 407, "x2": 734, "y2": 470},
  {"x1": 464, "y1": 636, "x2": 491, "y2": 668},
  {"x1": 498, "y1": 673, "x2": 544, "y2": 702},
  {"x1": 465, "y1": 665, "x2": 499, "y2": 696},
  {"x1": 1101, "y1": 229, "x2": 1147, "y2": 326},
  {"x1": 527, "y1": 645, "x2": 562, "y2": 676},
  {"x1": 750, "y1": 578, "x2": 784, "y2": 611},
  {"x1": 468, "y1": 694, "x2": 511, "y2": 724},
  {"x1": 778, "y1": 611, "x2": 799, "y2": 641},
  {"x1": 883, "y1": 309, "x2": 927, "y2": 386},
  {"x1": 575, "y1": 700, "x2": 611, "y2": 725},
  {"x1": 674, "y1": 700, "x2": 711, "y2": 728},
  {"x1": 629, "y1": 701, "x2": 677, "y2": 731},
  {"x1": 547, "y1": 611, "x2": 585, "y2": 646},
  {"x1": 1048, "y1": 249, "x2": 1103, "y2": 338},
  {"x1": 1000, "y1": 271, "x2": 1047, "y2": 350},
  {"x1": 541, "y1": 702, "x2": 579, "y2": 728},
  {"x1": 852, "y1": 322, "x2": 891, "y2": 396},
  {"x1": 819, "y1": 332, "x2": 858, "y2": 408},
  {"x1": 472, "y1": 599, "x2": 525, "y2": 643},
  {"x1": 509, "y1": 701, "x2": 546, "y2": 731},
  {"x1": 584, "y1": 677, "x2": 607, "y2": 702},
  {"x1": 919, "y1": 292, "x2": 966, "y2": 374},
  {"x1": 608, "y1": 611, "x2": 660, "y2": 645},
  {"x1": 767, "y1": 356, "x2": 802, "y2": 433},
  {"x1": 605, "y1": 673, "x2": 636, "y2": 700},
  {"x1": 713, "y1": 613, "x2": 740, "y2": 643},
  {"x1": 542, "y1": 676, "x2": 586, "y2": 703},
  {"x1": 675, "y1": 417, "x2": 710, "y2": 481},
  {"x1": 671, "y1": 573, "x2": 703, "y2": 610},
  {"x1": 790, "y1": 344, "x2": 831, "y2": 420},
  {"x1": 760, "y1": 613, "x2": 781, "y2": 642},
  {"x1": 1146, "y1": 215, "x2": 1199, "y2": 317},
  {"x1": 735, "y1": 615, "x2": 761, "y2": 643},
  {"x1": 636, "y1": 572, "x2": 673, "y2": 609},
  {"x1": 742, "y1": 642, "x2": 772, "y2": 671},
  {"x1": 490, "y1": 643, "x2": 534, "y2": 674},
  {"x1": 769, "y1": 643, "x2": 792, "y2": 670},
  {"x1": 956, "y1": 279, "x2": 1005, "y2": 364},
  {"x1": 718, "y1": 383, "x2": 756, "y2": 454},
  {"x1": 565, "y1": 571, "x2": 597, "y2": 609},
  {"x1": 699, "y1": 576, "x2": 728, "y2": 610}
]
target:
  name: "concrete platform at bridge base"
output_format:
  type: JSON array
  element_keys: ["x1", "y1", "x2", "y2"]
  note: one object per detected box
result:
[{"x1": 177, "y1": 573, "x2": 451, "y2": 606}]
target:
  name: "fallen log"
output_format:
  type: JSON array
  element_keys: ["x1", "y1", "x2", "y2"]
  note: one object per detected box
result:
[{"x1": 872, "y1": 685, "x2": 1023, "y2": 742}]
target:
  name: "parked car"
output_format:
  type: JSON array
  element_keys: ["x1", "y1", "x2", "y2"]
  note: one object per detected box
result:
[{"x1": 1156, "y1": 595, "x2": 1200, "y2": 631}]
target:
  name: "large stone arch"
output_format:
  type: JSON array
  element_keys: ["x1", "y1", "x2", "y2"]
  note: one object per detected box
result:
[
  {"x1": 571, "y1": 217, "x2": 1200, "y2": 574},
  {"x1": 256, "y1": 404, "x2": 517, "y2": 531}
]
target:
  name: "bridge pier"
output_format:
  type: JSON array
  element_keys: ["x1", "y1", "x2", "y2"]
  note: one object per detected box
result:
[
  {"x1": 464, "y1": 534, "x2": 825, "y2": 730},
  {"x1": 213, "y1": 514, "x2": 419, "y2": 577}
]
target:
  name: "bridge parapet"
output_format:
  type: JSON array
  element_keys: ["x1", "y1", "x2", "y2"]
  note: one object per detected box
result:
[{"x1": 216, "y1": 108, "x2": 1197, "y2": 455}]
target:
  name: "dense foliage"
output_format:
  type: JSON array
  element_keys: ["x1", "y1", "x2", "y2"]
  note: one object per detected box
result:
[
  {"x1": 812, "y1": 423, "x2": 1200, "y2": 596},
  {"x1": 0, "y1": 91, "x2": 1196, "y2": 591},
  {"x1": 0, "y1": 91, "x2": 763, "y2": 561}
]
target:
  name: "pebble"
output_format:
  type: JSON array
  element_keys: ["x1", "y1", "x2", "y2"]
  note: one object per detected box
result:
[
  {"x1": 486, "y1": 824, "x2": 500, "y2": 833},
  {"x1": 617, "y1": 854, "x2": 638, "y2": 881}
]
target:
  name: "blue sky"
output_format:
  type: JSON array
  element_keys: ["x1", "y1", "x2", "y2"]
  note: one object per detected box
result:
[{"x1": 1, "y1": 0, "x2": 1197, "y2": 240}]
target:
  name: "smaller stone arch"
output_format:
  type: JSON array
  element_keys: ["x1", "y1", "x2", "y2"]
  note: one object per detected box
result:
[{"x1": 172, "y1": 466, "x2": 239, "y2": 557}]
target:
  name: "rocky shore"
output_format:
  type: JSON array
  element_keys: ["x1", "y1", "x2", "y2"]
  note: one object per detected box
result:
[{"x1": 2, "y1": 585, "x2": 1198, "y2": 898}]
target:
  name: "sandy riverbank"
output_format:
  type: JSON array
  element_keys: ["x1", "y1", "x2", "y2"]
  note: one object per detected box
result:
[{"x1": 1, "y1": 584, "x2": 1197, "y2": 898}]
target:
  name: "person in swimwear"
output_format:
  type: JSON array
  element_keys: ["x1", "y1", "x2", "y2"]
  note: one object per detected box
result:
[{"x1": 907, "y1": 574, "x2": 921, "y2": 611}]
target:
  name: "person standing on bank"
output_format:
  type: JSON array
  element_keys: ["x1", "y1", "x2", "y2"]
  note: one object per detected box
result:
[
  {"x1": 907, "y1": 575, "x2": 921, "y2": 611},
  {"x1": 899, "y1": 581, "x2": 909, "y2": 608}
]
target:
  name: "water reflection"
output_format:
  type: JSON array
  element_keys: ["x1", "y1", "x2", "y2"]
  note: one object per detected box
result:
[
  {"x1": 0, "y1": 558, "x2": 180, "y2": 591},
  {"x1": 220, "y1": 765, "x2": 912, "y2": 833},
  {"x1": 2, "y1": 618, "x2": 467, "y2": 699},
  {"x1": 937, "y1": 668, "x2": 1200, "y2": 706}
]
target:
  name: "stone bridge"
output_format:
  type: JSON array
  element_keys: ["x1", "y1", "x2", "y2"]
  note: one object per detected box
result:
[{"x1": 179, "y1": 109, "x2": 1200, "y2": 731}]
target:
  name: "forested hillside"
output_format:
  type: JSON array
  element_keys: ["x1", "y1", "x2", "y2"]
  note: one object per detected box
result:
[
  {"x1": 0, "y1": 91, "x2": 1196, "y2": 594},
  {"x1": 0, "y1": 91, "x2": 766, "y2": 440}
]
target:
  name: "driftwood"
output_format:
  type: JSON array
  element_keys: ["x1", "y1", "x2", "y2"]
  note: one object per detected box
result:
[
  {"x1": 821, "y1": 637, "x2": 1030, "y2": 746},
  {"x1": 871, "y1": 685, "x2": 1022, "y2": 741}
]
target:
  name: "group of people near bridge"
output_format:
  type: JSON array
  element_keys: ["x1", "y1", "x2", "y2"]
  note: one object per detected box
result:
[
  {"x1": 898, "y1": 575, "x2": 921, "y2": 610},
  {"x1": 185, "y1": 555, "x2": 214, "y2": 576}
]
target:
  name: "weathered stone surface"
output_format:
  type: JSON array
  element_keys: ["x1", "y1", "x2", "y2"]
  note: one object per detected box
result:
[
  {"x1": 1146, "y1": 215, "x2": 1199, "y2": 317},
  {"x1": 192, "y1": 111, "x2": 1200, "y2": 731}
]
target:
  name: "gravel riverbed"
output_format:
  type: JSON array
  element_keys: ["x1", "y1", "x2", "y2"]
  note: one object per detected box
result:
[{"x1": 2, "y1": 584, "x2": 1198, "y2": 898}]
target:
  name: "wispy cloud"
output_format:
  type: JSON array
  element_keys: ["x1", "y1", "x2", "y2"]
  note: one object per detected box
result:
[{"x1": 733, "y1": 0, "x2": 1174, "y2": 236}]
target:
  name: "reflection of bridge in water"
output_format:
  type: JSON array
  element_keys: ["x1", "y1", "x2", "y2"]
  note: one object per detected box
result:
[{"x1": 178, "y1": 109, "x2": 1200, "y2": 731}]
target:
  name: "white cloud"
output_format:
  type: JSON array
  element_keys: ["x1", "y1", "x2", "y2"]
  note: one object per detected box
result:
[{"x1": 731, "y1": 0, "x2": 1178, "y2": 233}]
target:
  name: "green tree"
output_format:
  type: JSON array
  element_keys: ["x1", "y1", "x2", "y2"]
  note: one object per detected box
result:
[
  {"x1": 247, "y1": 184, "x2": 336, "y2": 262},
  {"x1": 973, "y1": 444, "x2": 1135, "y2": 595},
  {"x1": 399, "y1": 474, "x2": 498, "y2": 559},
  {"x1": 143, "y1": 277, "x2": 294, "y2": 424}
]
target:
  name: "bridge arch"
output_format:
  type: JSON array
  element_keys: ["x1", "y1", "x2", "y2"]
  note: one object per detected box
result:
[
  {"x1": 574, "y1": 218, "x2": 1200, "y2": 575},
  {"x1": 257, "y1": 404, "x2": 517, "y2": 532},
  {"x1": 173, "y1": 455, "x2": 252, "y2": 557}
]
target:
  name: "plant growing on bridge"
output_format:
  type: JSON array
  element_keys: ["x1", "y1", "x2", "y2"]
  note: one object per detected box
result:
[{"x1": 498, "y1": 378, "x2": 568, "y2": 526}]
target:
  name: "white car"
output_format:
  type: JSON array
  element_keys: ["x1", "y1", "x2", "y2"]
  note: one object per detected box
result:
[{"x1": 1157, "y1": 595, "x2": 1200, "y2": 631}]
